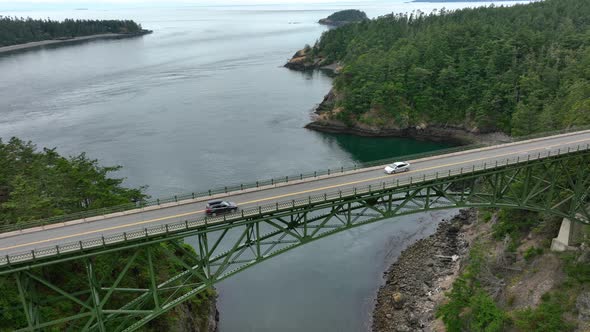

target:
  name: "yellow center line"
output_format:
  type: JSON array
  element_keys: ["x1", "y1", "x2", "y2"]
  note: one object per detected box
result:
[{"x1": 1, "y1": 137, "x2": 589, "y2": 252}]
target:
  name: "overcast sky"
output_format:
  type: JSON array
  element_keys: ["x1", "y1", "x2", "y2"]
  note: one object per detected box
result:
[
  {"x1": 0, "y1": 0, "x2": 375, "y2": 11},
  {"x1": 0, "y1": 0, "x2": 364, "y2": 5}
]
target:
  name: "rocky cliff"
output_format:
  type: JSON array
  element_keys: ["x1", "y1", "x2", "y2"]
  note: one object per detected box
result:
[{"x1": 305, "y1": 89, "x2": 511, "y2": 145}]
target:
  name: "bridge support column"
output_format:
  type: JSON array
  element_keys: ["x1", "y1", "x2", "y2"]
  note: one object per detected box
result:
[{"x1": 551, "y1": 217, "x2": 589, "y2": 251}]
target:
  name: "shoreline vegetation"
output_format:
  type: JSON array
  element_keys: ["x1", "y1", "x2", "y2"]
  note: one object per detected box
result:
[
  {"x1": 374, "y1": 207, "x2": 590, "y2": 331},
  {"x1": 287, "y1": 0, "x2": 590, "y2": 144},
  {"x1": 0, "y1": 138, "x2": 218, "y2": 331},
  {"x1": 0, "y1": 16, "x2": 152, "y2": 55},
  {"x1": 0, "y1": 30, "x2": 153, "y2": 55},
  {"x1": 285, "y1": 1, "x2": 590, "y2": 330}
]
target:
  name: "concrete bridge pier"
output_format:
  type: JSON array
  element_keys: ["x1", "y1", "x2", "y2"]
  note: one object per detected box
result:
[{"x1": 551, "y1": 215, "x2": 589, "y2": 251}]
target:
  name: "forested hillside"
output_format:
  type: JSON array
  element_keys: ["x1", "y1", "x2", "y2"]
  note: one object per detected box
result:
[
  {"x1": 0, "y1": 138, "x2": 145, "y2": 226},
  {"x1": 0, "y1": 138, "x2": 217, "y2": 331},
  {"x1": 307, "y1": 0, "x2": 590, "y2": 135},
  {"x1": 0, "y1": 16, "x2": 144, "y2": 47}
]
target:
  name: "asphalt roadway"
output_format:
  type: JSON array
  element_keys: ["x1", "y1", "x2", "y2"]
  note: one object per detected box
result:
[{"x1": 1, "y1": 130, "x2": 590, "y2": 257}]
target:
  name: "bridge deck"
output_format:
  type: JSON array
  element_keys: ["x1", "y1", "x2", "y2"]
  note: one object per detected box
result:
[{"x1": 1, "y1": 130, "x2": 590, "y2": 258}]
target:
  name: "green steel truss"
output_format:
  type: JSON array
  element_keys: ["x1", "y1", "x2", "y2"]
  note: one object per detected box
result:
[{"x1": 1, "y1": 148, "x2": 589, "y2": 331}]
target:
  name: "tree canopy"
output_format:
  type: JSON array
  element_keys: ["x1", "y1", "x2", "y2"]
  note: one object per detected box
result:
[
  {"x1": 0, "y1": 138, "x2": 216, "y2": 330},
  {"x1": 320, "y1": 9, "x2": 368, "y2": 24},
  {"x1": 309, "y1": 0, "x2": 590, "y2": 135},
  {"x1": 0, "y1": 16, "x2": 143, "y2": 47},
  {"x1": 0, "y1": 137, "x2": 146, "y2": 226}
]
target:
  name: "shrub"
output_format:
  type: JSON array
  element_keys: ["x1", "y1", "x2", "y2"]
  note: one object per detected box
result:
[
  {"x1": 492, "y1": 209, "x2": 539, "y2": 240},
  {"x1": 514, "y1": 299, "x2": 573, "y2": 331},
  {"x1": 438, "y1": 286, "x2": 507, "y2": 332},
  {"x1": 564, "y1": 254, "x2": 590, "y2": 283},
  {"x1": 523, "y1": 246, "x2": 544, "y2": 261},
  {"x1": 480, "y1": 210, "x2": 493, "y2": 223},
  {"x1": 469, "y1": 290, "x2": 508, "y2": 332},
  {"x1": 437, "y1": 277, "x2": 473, "y2": 332}
]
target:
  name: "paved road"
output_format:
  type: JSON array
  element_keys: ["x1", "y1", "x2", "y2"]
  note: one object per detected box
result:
[{"x1": 1, "y1": 130, "x2": 590, "y2": 257}]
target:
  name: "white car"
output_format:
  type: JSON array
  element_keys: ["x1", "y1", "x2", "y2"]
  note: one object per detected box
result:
[{"x1": 384, "y1": 161, "x2": 411, "y2": 174}]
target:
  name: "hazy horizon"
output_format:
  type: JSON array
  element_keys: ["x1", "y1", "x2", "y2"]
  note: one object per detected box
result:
[{"x1": 2, "y1": 0, "x2": 380, "y2": 11}]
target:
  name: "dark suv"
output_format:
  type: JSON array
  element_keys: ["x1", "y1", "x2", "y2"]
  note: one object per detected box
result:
[{"x1": 205, "y1": 200, "x2": 238, "y2": 215}]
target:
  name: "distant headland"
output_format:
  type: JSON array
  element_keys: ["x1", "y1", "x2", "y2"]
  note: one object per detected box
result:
[
  {"x1": 318, "y1": 9, "x2": 368, "y2": 27},
  {"x1": 413, "y1": 0, "x2": 523, "y2": 2},
  {"x1": 0, "y1": 17, "x2": 151, "y2": 55}
]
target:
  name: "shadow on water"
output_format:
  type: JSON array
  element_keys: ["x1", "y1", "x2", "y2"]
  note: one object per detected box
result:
[
  {"x1": 315, "y1": 132, "x2": 456, "y2": 163},
  {"x1": 291, "y1": 67, "x2": 335, "y2": 80},
  {"x1": 0, "y1": 34, "x2": 150, "y2": 57}
]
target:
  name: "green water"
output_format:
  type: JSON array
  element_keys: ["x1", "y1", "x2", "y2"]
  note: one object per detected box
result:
[
  {"x1": 320, "y1": 133, "x2": 453, "y2": 163},
  {"x1": 0, "y1": 2, "x2": 491, "y2": 331}
]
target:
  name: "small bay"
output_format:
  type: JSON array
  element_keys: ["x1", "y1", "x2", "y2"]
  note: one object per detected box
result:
[{"x1": 0, "y1": 1, "x2": 527, "y2": 330}]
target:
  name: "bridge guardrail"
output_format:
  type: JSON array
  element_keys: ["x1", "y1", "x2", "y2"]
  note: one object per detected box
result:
[
  {"x1": 2, "y1": 142, "x2": 589, "y2": 267},
  {"x1": 1, "y1": 126, "x2": 589, "y2": 235},
  {"x1": 0, "y1": 144, "x2": 484, "y2": 234}
]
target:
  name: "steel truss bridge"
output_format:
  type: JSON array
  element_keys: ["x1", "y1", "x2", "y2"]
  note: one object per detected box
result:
[{"x1": 1, "y1": 132, "x2": 590, "y2": 331}]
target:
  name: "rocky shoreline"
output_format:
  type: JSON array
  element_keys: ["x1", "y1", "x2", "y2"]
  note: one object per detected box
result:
[
  {"x1": 0, "y1": 30, "x2": 153, "y2": 55},
  {"x1": 305, "y1": 121, "x2": 496, "y2": 145},
  {"x1": 305, "y1": 89, "x2": 512, "y2": 145},
  {"x1": 284, "y1": 50, "x2": 510, "y2": 145},
  {"x1": 372, "y1": 209, "x2": 476, "y2": 332},
  {"x1": 284, "y1": 48, "x2": 324, "y2": 71}
]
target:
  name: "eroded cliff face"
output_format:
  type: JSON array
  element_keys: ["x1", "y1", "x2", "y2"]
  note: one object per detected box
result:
[
  {"x1": 167, "y1": 295, "x2": 219, "y2": 332},
  {"x1": 305, "y1": 89, "x2": 511, "y2": 145},
  {"x1": 286, "y1": 47, "x2": 509, "y2": 144},
  {"x1": 284, "y1": 47, "x2": 343, "y2": 72},
  {"x1": 284, "y1": 48, "x2": 322, "y2": 71},
  {"x1": 152, "y1": 292, "x2": 219, "y2": 332}
]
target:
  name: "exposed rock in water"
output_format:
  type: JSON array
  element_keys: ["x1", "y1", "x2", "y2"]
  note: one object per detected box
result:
[
  {"x1": 371, "y1": 209, "x2": 476, "y2": 332},
  {"x1": 284, "y1": 44, "x2": 344, "y2": 72},
  {"x1": 315, "y1": 88, "x2": 337, "y2": 113},
  {"x1": 284, "y1": 47, "x2": 327, "y2": 71}
]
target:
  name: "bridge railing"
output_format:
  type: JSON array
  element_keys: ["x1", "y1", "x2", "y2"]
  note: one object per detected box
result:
[
  {"x1": 1, "y1": 126, "x2": 588, "y2": 235},
  {"x1": 2, "y1": 142, "x2": 589, "y2": 267},
  {"x1": 0, "y1": 144, "x2": 483, "y2": 234}
]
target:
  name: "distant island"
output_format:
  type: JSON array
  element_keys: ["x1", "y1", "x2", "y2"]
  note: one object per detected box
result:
[
  {"x1": 413, "y1": 0, "x2": 522, "y2": 2},
  {"x1": 0, "y1": 17, "x2": 151, "y2": 54},
  {"x1": 318, "y1": 9, "x2": 368, "y2": 27}
]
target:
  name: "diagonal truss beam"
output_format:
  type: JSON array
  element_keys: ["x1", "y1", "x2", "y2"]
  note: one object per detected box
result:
[{"x1": 2, "y1": 149, "x2": 590, "y2": 332}]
